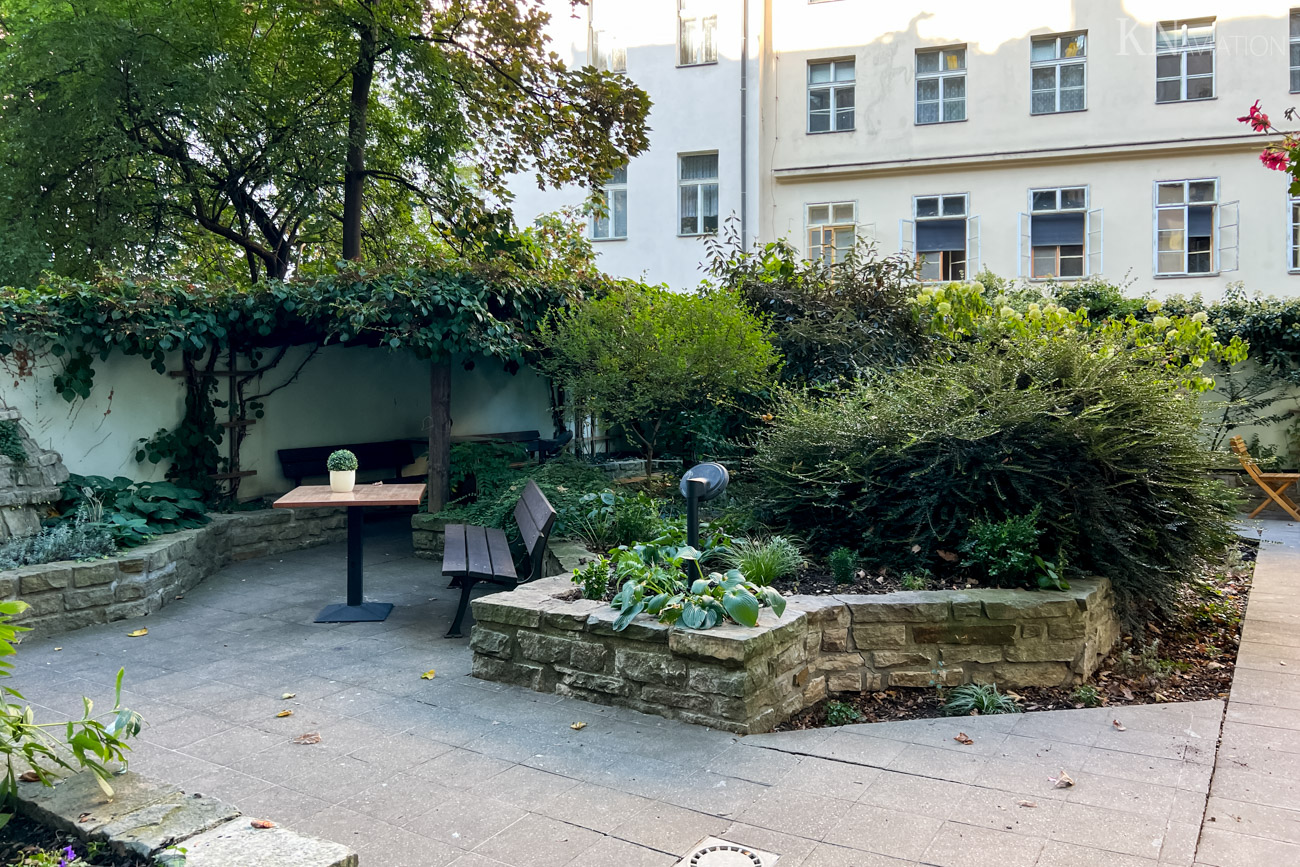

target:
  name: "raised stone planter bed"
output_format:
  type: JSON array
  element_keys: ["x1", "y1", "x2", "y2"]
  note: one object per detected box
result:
[
  {"x1": 4, "y1": 508, "x2": 345, "y2": 639},
  {"x1": 18, "y1": 770, "x2": 355, "y2": 866},
  {"x1": 470, "y1": 576, "x2": 1121, "y2": 734}
]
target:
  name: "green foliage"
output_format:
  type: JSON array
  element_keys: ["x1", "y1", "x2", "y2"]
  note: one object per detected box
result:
[
  {"x1": 326, "y1": 450, "x2": 359, "y2": 473},
  {"x1": 720, "y1": 536, "x2": 805, "y2": 586},
  {"x1": 828, "y1": 547, "x2": 858, "y2": 585},
  {"x1": 752, "y1": 332, "x2": 1240, "y2": 621},
  {"x1": 0, "y1": 601, "x2": 141, "y2": 822},
  {"x1": 960, "y1": 508, "x2": 1066, "y2": 591},
  {"x1": 0, "y1": 509, "x2": 115, "y2": 570},
  {"x1": 436, "y1": 456, "x2": 610, "y2": 538},
  {"x1": 57, "y1": 476, "x2": 209, "y2": 549},
  {"x1": 0, "y1": 422, "x2": 26, "y2": 465},
  {"x1": 566, "y1": 490, "x2": 664, "y2": 554},
  {"x1": 1070, "y1": 684, "x2": 1103, "y2": 708},
  {"x1": 449, "y1": 442, "x2": 527, "y2": 496},
  {"x1": 942, "y1": 684, "x2": 1022, "y2": 716},
  {"x1": 0, "y1": 0, "x2": 650, "y2": 284},
  {"x1": 706, "y1": 232, "x2": 927, "y2": 386},
  {"x1": 539, "y1": 283, "x2": 780, "y2": 469},
  {"x1": 823, "y1": 700, "x2": 862, "y2": 727},
  {"x1": 901, "y1": 572, "x2": 932, "y2": 591},
  {"x1": 572, "y1": 559, "x2": 613, "y2": 601}
]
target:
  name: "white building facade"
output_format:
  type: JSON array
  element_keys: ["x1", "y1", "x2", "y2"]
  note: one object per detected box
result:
[{"x1": 511, "y1": 1, "x2": 1300, "y2": 298}]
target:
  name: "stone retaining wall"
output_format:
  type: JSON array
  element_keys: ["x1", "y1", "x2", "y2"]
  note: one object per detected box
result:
[
  {"x1": 470, "y1": 577, "x2": 1121, "y2": 734},
  {"x1": 4, "y1": 508, "x2": 345, "y2": 639}
]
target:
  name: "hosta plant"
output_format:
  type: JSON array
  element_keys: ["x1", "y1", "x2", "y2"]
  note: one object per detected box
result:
[{"x1": 605, "y1": 543, "x2": 786, "y2": 632}]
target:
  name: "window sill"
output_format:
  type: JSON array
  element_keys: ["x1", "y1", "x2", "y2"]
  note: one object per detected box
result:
[
  {"x1": 1155, "y1": 96, "x2": 1217, "y2": 105},
  {"x1": 1154, "y1": 272, "x2": 1220, "y2": 279},
  {"x1": 676, "y1": 61, "x2": 718, "y2": 69},
  {"x1": 806, "y1": 128, "x2": 855, "y2": 135},
  {"x1": 1027, "y1": 276, "x2": 1087, "y2": 282},
  {"x1": 915, "y1": 118, "x2": 969, "y2": 127},
  {"x1": 590, "y1": 236, "x2": 627, "y2": 243},
  {"x1": 678, "y1": 232, "x2": 718, "y2": 238},
  {"x1": 1029, "y1": 107, "x2": 1088, "y2": 117}
]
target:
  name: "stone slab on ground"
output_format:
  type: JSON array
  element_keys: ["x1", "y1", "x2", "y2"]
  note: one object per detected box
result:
[
  {"x1": 18, "y1": 771, "x2": 182, "y2": 839},
  {"x1": 180, "y1": 822, "x2": 358, "y2": 867},
  {"x1": 97, "y1": 792, "x2": 240, "y2": 856}
]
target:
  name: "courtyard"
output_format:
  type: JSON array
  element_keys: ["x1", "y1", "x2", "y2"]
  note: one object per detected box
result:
[{"x1": 6, "y1": 515, "x2": 1297, "y2": 867}]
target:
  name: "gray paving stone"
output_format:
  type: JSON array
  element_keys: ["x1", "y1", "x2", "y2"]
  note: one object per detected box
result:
[{"x1": 180, "y1": 821, "x2": 357, "y2": 867}]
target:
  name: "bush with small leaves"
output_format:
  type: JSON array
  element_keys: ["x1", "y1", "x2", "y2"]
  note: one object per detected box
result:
[
  {"x1": 0, "y1": 508, "x2": 114, "y2": 570},
  {"x1": 326, "y1": 449, "x2": 358, "y2": 472},
  {"x1": 901, "y1": 571, "x2": 931, "y2": 591},
  {"x1": 572, "y1": 558, "x2": 613, "y2": 601},
  {"x1": 828, "y1": 547, "x2": 857, "y2": 585},
  {"x1": 824, "y1": 700, "x2": 862, "y2": 727},
  {"x1": 942, "y1": 683, "x2": 1022, "y2": 716}
]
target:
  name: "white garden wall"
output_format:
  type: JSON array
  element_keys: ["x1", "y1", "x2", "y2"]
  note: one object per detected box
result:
[{"x1": 0, "y1": 346, "x2": 553, "y2": 499}]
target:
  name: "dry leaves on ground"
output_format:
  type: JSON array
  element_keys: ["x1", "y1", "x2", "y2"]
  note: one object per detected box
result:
[
  {"x1": 292, "y1": 733, "x2": 321, "y2": 745},
  {"x1": 421, "y1": 669, "x2": 436, "y2": 680},
  {"x1": 1050, "y1": 770, "x2": 1075, "y2": 789},
  {"x1": 954, "y1": 732, "x2": 974, "y2": 745},
  {"x1": 250, "y1": 819, "x2": 275, "y2": 829},
  {"x1": 1112, "y1": 719, "x2": 1127, "y2": 731},
  {"x1": 126, "y1": 628, "x2": 147, "y2": 637},
  {"x1": 570, "y1": 722, "x2": 587, "y2": 731},
  {"x1": 275, "y1": 710, "x2": 293, "y2": 718},
  {"x1": 281, "y1": 693, "x2": 296, "y2": 700}
]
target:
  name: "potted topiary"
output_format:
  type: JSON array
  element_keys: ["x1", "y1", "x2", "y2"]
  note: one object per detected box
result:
[{"x1": 327, "y1": 449, "x2": 358, "y2": 493}]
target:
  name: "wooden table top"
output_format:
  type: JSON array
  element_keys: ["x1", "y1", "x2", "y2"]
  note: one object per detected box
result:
[{"x1": 273, "y1": 483, "x2": 427, "y2": 509}]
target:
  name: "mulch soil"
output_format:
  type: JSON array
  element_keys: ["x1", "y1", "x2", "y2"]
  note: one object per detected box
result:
[
  {"x1": 0, "y1": 813, "x2": 150, "y2": 867},
  {"x1": 776, "y1": 539, "x2": 1256, "y2": 730}
]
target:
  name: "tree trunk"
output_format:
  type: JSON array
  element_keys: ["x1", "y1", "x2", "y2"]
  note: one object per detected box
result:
[
  {"x1": 427, "y1": 359, "x2": 452, "y2": 513},
  {"x1": 343, "y1": 7, "x2": 378, "y2": 262}
]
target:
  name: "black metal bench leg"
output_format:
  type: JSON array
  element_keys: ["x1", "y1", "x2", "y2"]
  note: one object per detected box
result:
[{"x1": 446, "y1": 577, "x2": 476, "y2": 639}]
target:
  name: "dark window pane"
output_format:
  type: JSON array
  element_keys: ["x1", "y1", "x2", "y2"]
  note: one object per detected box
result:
[
  {"x1": 809, "y1": 89, "x2": 829, "y2": 112},
  {"x1": 809, "y1": 111, "x2": 830, "y2": 132},
  {"x1": 1186, "y1": 50, "x2": 1213, "y2": 75},
  {"x1": 1032, "y1": 91, "x2": 1057, "y2": 114},
  {"x1": 1156, "y1": 80, "x2": 1182, "y2": 102},
  {"x1": 1059, "y1": 88, "x2": 1085, "y2": 111},
  {"x1": 1186, "y1": 76, "x2": 1213, "y2": 100},
  {"x1": 915, "y1": 197, "x2": 940, "y2": 218},
  {"x1": 1156, "y1": 54, "x2": 1182, "y2": 77}
]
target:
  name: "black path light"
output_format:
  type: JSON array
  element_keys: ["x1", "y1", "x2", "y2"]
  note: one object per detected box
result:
[{"x1": 680, "y1": 462, "x2": 730, "y2": 548}]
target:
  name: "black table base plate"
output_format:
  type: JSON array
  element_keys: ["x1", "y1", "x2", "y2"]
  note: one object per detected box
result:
[{"x1": 314, "y1": 602, "x2": 394, "y2": 623}]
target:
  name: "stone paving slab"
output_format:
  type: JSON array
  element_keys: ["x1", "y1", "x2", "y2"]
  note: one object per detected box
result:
[{"x1": 11, "y1": 515, "x2": 1300, "y2": 866}]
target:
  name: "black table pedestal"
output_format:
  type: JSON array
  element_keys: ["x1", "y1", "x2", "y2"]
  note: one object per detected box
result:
[{"x1": 314, "y1": 506, "x2": 394, "y2": 623}]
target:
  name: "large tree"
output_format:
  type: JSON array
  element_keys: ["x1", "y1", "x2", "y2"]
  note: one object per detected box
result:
[{"x1": 0, "y1": 0, "x2": 650, "y2": 284}]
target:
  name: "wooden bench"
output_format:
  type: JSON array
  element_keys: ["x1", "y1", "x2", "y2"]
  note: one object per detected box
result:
[
  {"x1": 276, "y1": 440, "x2": 417, "y2": 487},
  {"x1": 441, "y1": 479, "x2": 557, "y2": 638}
]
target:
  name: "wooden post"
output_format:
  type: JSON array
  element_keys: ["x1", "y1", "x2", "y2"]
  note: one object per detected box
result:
[{"x1": 427, "y1": 359, "x2": 452, "y2": 513}]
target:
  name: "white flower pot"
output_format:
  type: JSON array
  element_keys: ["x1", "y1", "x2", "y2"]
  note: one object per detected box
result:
[{"x1": 329, "y1": 470, "x2": 356, "y2": 493}]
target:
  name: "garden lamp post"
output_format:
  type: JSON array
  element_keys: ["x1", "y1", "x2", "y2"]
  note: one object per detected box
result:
[{"x1": 681, "y1": 462, "x2": 730, "y2": 548}]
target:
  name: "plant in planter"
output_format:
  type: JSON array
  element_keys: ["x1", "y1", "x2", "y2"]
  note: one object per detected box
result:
[{"x1": 326, "y1": 449, "x2": 358, "y2": 493}]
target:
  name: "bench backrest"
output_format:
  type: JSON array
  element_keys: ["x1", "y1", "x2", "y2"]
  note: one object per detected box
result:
[{"x1": 513, "y1": 479, "x2": 557, "y2": 583}]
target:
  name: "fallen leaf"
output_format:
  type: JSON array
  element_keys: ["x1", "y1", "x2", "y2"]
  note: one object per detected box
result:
[
  {"x1": 126, "y1": 628, "x2": 148, "y2": 637},
  {"x1": 1006, "y1": 691, "x2": 1025, "y2": 701},
  {"x1": 275, "y1": 710, "x2": 293, "y2": 718},
  {"x1": 1121, "y1": 687, "x2": 1135, "y2": 701},
  {"x1": 1153, "y1": 692, "x2": 1170, "y2": 703},
  {"x1": 1112, "y1": 720, "x2": 1127, "y2": 731},
  {"x1": 1147, "y1": 622, "x2": 1163, "y2": 636},
  {"x1": 570, "y1": 722, "x2": 587, "y2": 731},
  {"x1": 175, "y1": 595, "x2": 184, "y2": 600},
  {"x1": 53, "y1": 647, "x2": 62, "y2": 652},
  {"x1": 1281, "y1": 661, "x2": 1288, "y2": 667},
  {"x1": 250, "y1": 819, "x2": 275, "y2": 829},
  {"x1": 911, "y1": 544, "x2": 922, "y2": 554},
  {"x1": 1016, "y1": 800, "x2": 1038, "y2": 808},
  {"x1": 280, "y1": 693, "x2": 296, "y2": 700},
  {"x1": 936, "y1": 549, "x2": 958, "y2": 562},
  {"x1": 1206, "y1": 662, "x2": 1225, "y2": 670},
  {"x1": 421, "y1": 669, "x2": 436, "y2": 680},
  {"x1": 954, "y1": 732, "x2": 974, "y2": 745},
  {"x1": 1050, "y1": 770, "x2": 1075, "y2": 789},
  {"x1": 78, "y1": 812, "x2": 93, "y2": 823},
  {"x1": 18, "y1": 771, "x2": 40, "y2": 782},
  {"x1": 292, "y1": 733, "x2": 321, "y2": 745}
]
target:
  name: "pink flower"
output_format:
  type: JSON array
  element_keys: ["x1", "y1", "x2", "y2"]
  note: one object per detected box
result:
[
  {"x1": 1261, "y1": 148, "x2": 1290, "y2": 171},
  {"x1": 1238, "y1": 100, "x2": 1272, "y2": 132}
]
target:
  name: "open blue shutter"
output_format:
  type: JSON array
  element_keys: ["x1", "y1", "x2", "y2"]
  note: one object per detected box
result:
[
  {"x1": 1030, "y1": 212, "x2": 1085, "y2": 246},
  {"x1": 916, "y1": 218, "x2": 966, "y2": 252}
]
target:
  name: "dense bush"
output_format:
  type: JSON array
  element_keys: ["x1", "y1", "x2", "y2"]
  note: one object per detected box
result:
[
  {"x1": 0, "y1": 422, "x2": 25, "y2": 465},
  {"x1": 435, "y1": 455, "x2": 610, "y2": 538},
  {"x1": 538, "y1": 282, "x2": 780, "y2": 470},
  {"x1": 707, "y1": 234, "x2": 927, "y2": 386},
  {"x1": 56, "y1": 475, "x2": 209, "y2": 548},
  {"x1": 751, "y1": 332, "x2": 1240, "y2": 621}
]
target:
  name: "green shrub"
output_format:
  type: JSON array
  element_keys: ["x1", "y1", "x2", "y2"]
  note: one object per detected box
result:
[
  {"x1": 572, "y1": 559, "x2": 612, "y2": 601},
  {"x1": 325, "y1": 449, "x2": 358, "y2": 472},
  {"x1": 0, "y1": 421, "x2": 26, "y2": 465},
  {"x1": 828, "y1": 547, "x2": 858, "y2": 585},
  {"x1": 720, "y1": 536, "x2": 805, "y2": 586},
  {"x1": 1070, "y1": 684, "x2": 1102, "y2": 708},
  {"x1": 0, "y1": 508, "x2": 114, "y2": 569},
  {"x1": 435, "y1": 455, "x2": 609, "y2": 537},
  {"x1": 900, "y1": 571, "x2": 931, "y2": 591},
  {"x1": 960, "y1": 507, "x2": 1066, "y2": 591},
  {"x1": 567, "y1": 489, "x2": 663, "y2": 553},
  {"x1": 449, "y1": 441, "x2": 529, "y2": 497},
  {"x1": 942, "y1": 684, "x2": 1021, "y2": 716},
  {"x1": 57, "y1": 475, "x2": 209, "y2": 548},
  {"x1": 824, "y1": 700, "x2": 862, "y2": 727},
  {"x1": 751, "y1": 332, "x2": 1239, "y2": 621}
]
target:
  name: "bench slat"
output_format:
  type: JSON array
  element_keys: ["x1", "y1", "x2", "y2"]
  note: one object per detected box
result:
[
  {"x1": 522, "y1": 480, "x2": 557, "y2": 534},
  {"x1": 465, "y1": 525, "x2": 494, "y2": 580},
  {"x1": 442, "y1": 523, "x2": 468, "y2": 575},
  {"x1": 486, "y1": 528, "x2": 518, "y2": 583},
  {"x1": 515, "y1": 497, "x2": 543, "y2": 557}
]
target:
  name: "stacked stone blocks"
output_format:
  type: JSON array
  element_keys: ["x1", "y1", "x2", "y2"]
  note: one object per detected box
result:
[
  {"x1": 3, "y1": 508, "x2": 345, "y2": 638},
  {"x1": 471, "y1": 576, "x2": 1120, "y2": 734}
]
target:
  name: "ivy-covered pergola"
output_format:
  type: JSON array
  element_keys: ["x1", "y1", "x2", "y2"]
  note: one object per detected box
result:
[{"x1": 0, "y1": 260, "x2": 592, "y2": 509}]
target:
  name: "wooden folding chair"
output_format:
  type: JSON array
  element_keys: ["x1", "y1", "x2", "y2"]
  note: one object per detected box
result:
[{"x1": 1230, "y1": 435, "x2": 1300, "y2": 521}]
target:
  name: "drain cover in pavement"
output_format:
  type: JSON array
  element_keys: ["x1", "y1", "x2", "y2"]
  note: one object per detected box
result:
[{"x1": 676, "y1": 837, "x2": 779, "y2": 867}]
